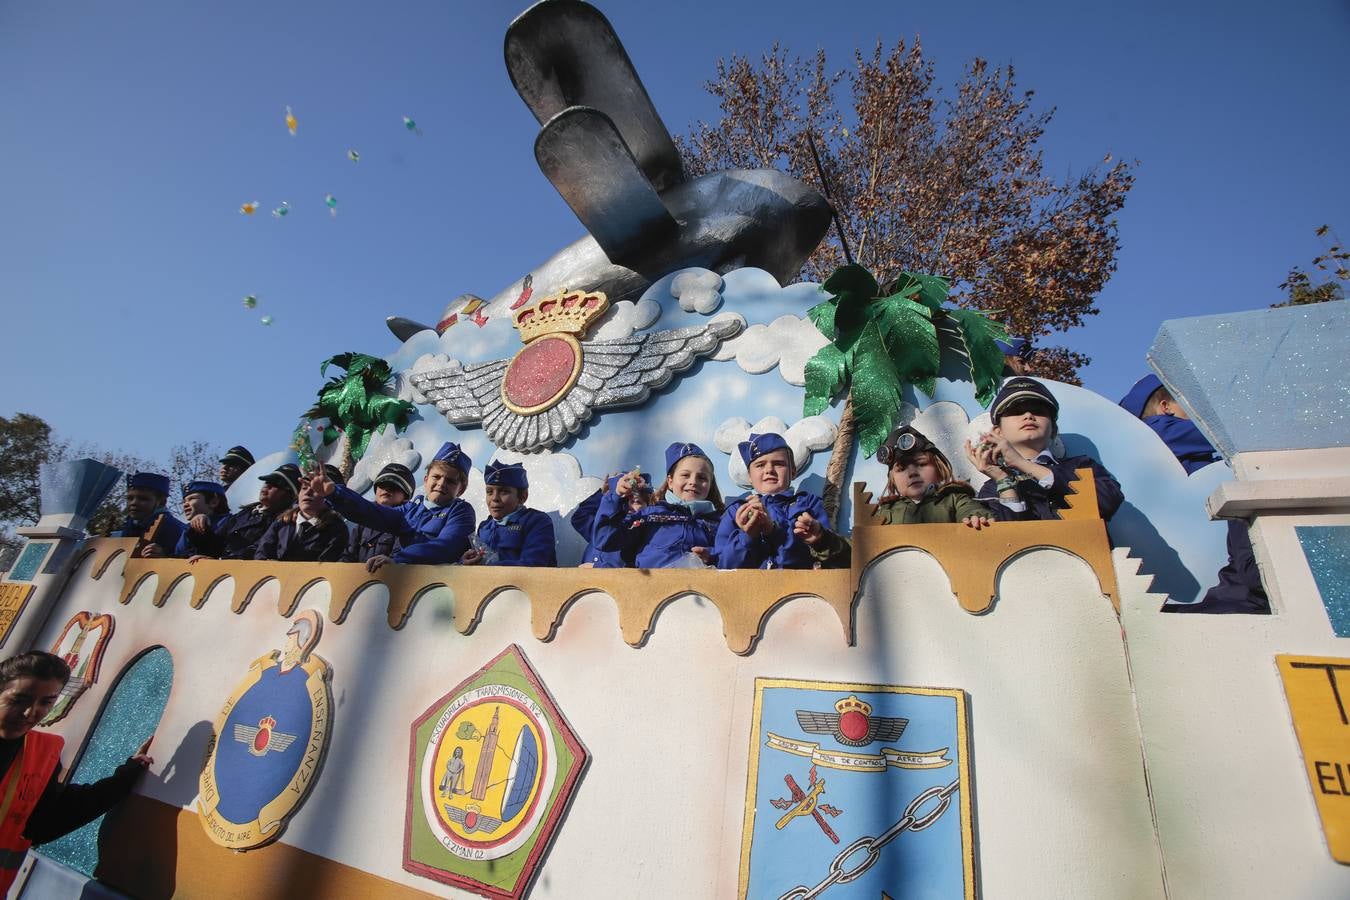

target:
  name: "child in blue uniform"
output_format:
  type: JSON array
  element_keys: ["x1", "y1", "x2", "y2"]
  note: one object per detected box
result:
[
  {"x1": 571, "y1": 473, "x2": 650, "y2": 567},
  {"x1": 342, "y1": 463, "x2": 415, "y2": 564},
  {"x1": 462, "y1": 461, "x2": 556, "y2": 566},
  {"x1": 595, "y1": 443, "x2": 723, "y2": 568},
  {"x1": 217, "y1": 446, "x2": 255, "y2": 489},
  {"x1": 185, "y1": 464, "x2": 300, "y2": 560},
  {"x1": 715, "y1": 433, "x2": 838, "y2": 569},
  {"x1": 255, "y1": 468, "x2": 348, "y2": 562},
  {"x1": 1120, "y1": 374, "x2": 1268, "y2": 613},
  {"x1": 312, "y1": 442, "x2": 475, "y2": 572},
  {"x1": 145, "y1": 481, "x2": 230, "y2": 558},
  {"x1": 967, "y1": 377, "x2": 1123, "y2": 521},
  {"x1": 118, "y1": 472, "x2": 185, "y2": 558}
]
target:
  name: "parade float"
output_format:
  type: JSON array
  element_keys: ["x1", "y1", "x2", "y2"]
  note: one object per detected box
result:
[{"x1": 3, "y1": 2, "x2": 1349, "y2": 898}]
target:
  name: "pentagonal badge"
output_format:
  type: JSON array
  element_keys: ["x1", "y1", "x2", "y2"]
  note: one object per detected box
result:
[{"x1": 404, "y1": 644, "x2": 588, "y2": 899}]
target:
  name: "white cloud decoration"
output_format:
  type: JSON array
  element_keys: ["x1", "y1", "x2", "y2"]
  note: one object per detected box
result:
[
  {"x1": 459, "y1": 447, "x2": 601, "y2": 519},
  {"x1": 711, "y1": 314, "x2": 829, "y2": 386},
  {"x1": 347, "y1": 435, "x2": 424, "y2": 495},
  {"x1": 670, "y1": 268, "x2": 724, "y2": 314},
  {"x1": 713, "y1": 415, "x2": 838, "y2": 489},
  {"x1": 591, "y1": 298, "x2": 661, "y2": 341}
]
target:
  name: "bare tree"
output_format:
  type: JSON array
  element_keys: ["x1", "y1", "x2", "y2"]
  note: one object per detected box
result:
[{"x1": 679, "y1": 40, "x2": 1135, "y2": 384}]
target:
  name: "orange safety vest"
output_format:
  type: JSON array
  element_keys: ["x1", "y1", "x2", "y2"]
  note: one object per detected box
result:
[{"x1": 0, "y1": 731, "x2": 64, "y2": 893}]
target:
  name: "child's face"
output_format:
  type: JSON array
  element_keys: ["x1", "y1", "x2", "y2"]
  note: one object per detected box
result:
[
  {"x1": 995, "y1": 400, "x2": 1054, "y2": 450},
  {"x1": 748, "y1": 449, "x2": 793, "y2": 494},
  {"x1": 125, "y1": 488, "x2": 161, "y2": 521},
  {"x1": 890, "y1": 452, "x2": 942, "y2": 502},
  {"x1": 374, "y1": 484, "x2": 409, "y2": 507},
  {"x1": 485, "y1": 485, "x2": 525, "y2": 519},
  {"x1": 297, "y1": 486, "x2": 326, "y2": 518},
  {"x1": 182, "y1": 492, "x2": 212, "y2": 519},
  {"x1": 258, "y1": 483, "x2": 294, "y2": 513},
  {"x1": 424, "y1": 464, "x2": 467, "y2": 505},
  {"x1": 218, "y1": 461, "x2": 246, "y2": 484},
  {"x1": 669, "y1": 457, "x2": 712, "y2": 501}
]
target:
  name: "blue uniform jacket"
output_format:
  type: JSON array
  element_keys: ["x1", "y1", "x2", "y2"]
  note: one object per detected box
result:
[
  {"x1": 115, "y1": 509, "x2": 185, "y2": 557},
  {"x1": 475, "y1": 508, "x2": 556, "y2": 566},
  {"x1": 254, "y1": 515, "x2": 348, "y2": 562},
  {"x1": 171, "y1": 512, "x2": 229, "y2": 558},
  {"x1": 594, "y1": 494, "x2": 719, "y2": 568},
  {"x1": 327, "y1": 484, "x2": 474, "y2": 565},
  {"x1": 185, "y1": 504, "x2": 280, "y2": 559},
  {"x1": 1144, "y1": 415, "x2": 1220, "y2": 475},
  {"x1": 715, "y1": 490, "x2": 828, "y2": 570},
  {"x1": 342, "y1": 522, "x2": 401, "y2": 563},
  {"x1": 569, "y1": 489, "x2": 629, "y2": 568},
  {"x1": 977, "y1": 454, "x2": 1123, "y2": 522}
]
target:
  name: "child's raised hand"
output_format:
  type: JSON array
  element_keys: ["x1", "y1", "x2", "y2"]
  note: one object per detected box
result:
[
  {"x1": 615, "y1": 467, "x2": 642, "y2": 498},
  {"x1": 962, "y1": 515, "x2": 995, "y2": 530},
  {"x1": 461, "y1": 548, "x2": 484, "y2": 566},
  {"x1": 793, "y1": 511, "x2": 824, "y2": 545},
  {"x1": 189, "y1": 513, "x2": 212, "y2": 533},
  {"x1": 965, "y1": 436, "x2": 1004, "y2": 477},
  {"x1": 307, "y1": 465, "x2": 335, "y2": 498},
  {"x1": 365, "y1": 554, "x2": 392, "y2": 573}
]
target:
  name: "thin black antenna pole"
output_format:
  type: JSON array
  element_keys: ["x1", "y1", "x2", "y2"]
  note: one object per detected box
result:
[{"x1": 805, "y1": 130, "x2": 855, "y2": 266}]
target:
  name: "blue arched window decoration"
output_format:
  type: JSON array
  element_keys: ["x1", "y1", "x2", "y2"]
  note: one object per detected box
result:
[{"x1": 37, "y1": 646, "x2": 174, "y2": 876}]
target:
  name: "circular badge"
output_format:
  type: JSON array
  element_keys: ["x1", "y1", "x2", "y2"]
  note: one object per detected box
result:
[
  {"x1": 418, "y1": 683, "x2": 557, "y2": 861},
  {"x1": 501, "y1": 334, "x2": 583, "y2": 415}
]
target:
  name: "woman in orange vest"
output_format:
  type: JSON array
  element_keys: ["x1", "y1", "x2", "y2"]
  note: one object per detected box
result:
[{"x1": 0, "y1": 651, "x2": 152, "y2": 892}]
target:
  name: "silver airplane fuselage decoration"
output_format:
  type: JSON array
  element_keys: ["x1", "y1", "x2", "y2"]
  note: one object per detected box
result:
[{"x1": 387, "y1": 0, "x2": 832, "y2": 341}]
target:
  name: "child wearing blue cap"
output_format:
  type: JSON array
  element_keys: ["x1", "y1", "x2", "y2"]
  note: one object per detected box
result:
[
  {"x1": 342, "y1": 463, "x2": 416, "y2": 564},
  {"x1": 461, "y1": 461, "x2": 556, "y2": 566},
  {"x1": 117, "y1": 472, "x2": 185, "y2": 558},
  {"x1": 309, "y1": 442, "x2": 475, "y2": 572},
  {"x1": 715, "y1": 433, "x2": 839, "y2": 569},
  {"x1": 967, "y1": 377, "x2": 1123, "y2": 521},
  {"x1": 255, "y1": 467, "x2": 349, "y2": 563},
  {"x1": 593, "y1": 443, "x2": 724, "y2": 568},
  {"x1": 142, "y1": 481, "x2": 229, "y2": 558},
  {"x1": 1120, "y1": 374, "x2": 1268, "y2": 614},
  {"x1": 185, "y1": 463, "x2": 301, "y2": 560}
]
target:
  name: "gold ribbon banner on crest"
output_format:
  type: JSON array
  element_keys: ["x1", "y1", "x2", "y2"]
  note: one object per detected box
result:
[{"x1": 765, "y1": 732, "x2": 951, "y2": 771}]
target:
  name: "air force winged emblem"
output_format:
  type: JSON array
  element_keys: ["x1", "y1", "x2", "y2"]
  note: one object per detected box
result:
[
  {"x1": 234, "y1": 716, "x2": 299, "y2": 757},
  {"x1": 409, "y1": 289, "x2": 743, "y2": 452},
  {"x1": 796, "y1": 695, "x2": 908, "y2": 747}
]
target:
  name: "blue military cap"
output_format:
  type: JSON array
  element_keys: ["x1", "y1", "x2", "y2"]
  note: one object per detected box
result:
[
  {"x1": 994, "y1": 336, "x2": 1032, "y2": 358},
  {"x1": 606, "y1": 472, "x2": 651, "y2": 493},
  {"x1": 664, "y1": 442, "x2": 709, "y2": 474},
  {"x1": 260, "y1": 463, "x2": 302, "y2": 495},
  {"x1": 374, "y1": 463, "x2": 416, "y2": 496},
  {"x1": 737, "y1": 432, "x2": 791, "y2": 467},
  {"x1": 991, "y1": 377, "x2": 1059, "y2": 422},
  {"x1": 128, "y1": 472, "x2": 171, "y2": 496},
  {"x1": 182, "y1": 480, "x2": 227, "y2": 498},
  {"x1": 1120, "y1": 374, "x2": 1164, "y2": 419},
  {"x1": 484, "y1": 461, "x2": 528, "y2": 490},
  {"x1": 432, "y1": 442, "x2": 472, "y2": 474}
]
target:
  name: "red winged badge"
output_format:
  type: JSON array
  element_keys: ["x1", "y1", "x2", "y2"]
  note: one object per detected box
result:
[{"x1": 795, "y1": 695, "x2": 908, "y2": 748}]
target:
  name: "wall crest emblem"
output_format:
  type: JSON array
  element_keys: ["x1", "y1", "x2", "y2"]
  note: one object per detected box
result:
[
  {"x1": 198, "y1": 609, "x2": 333, "y2": 850},
  {"x1": 404, "y1": 644, "x2": 588, "y2": 899},
  {"x1": 41, "y1": 611, "x2": 115, "y2": 726}
]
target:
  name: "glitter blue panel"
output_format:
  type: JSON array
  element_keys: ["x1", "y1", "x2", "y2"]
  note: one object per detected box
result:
[
  {"x1": 1299, "y1": 525, "x2": 1350, "y2": 638},
  {"x1": 8, "y1": 541, "x2": 52, "y2": 582},
  {"x1": 37, "y1": 647, "x2": 173, "y2": 877},
  {"x1": 1146, "y1": 302, "x2": 1350, "y2": 460}
]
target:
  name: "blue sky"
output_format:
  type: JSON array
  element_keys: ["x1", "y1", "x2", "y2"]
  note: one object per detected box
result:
[{"x1": 3, "y1": 0, "x2": 1347, "y2": 465}]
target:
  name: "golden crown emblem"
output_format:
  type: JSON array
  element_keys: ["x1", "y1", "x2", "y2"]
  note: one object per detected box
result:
[
  {"x1": 512, "y1": 290, "x2": 610, "y2": 343},
  {"x1": 834, "y1": 695, "x2": 872, "y2": 716},
  {"x1": 260, "y1": 715, "x2": 277, "y2": 730}
]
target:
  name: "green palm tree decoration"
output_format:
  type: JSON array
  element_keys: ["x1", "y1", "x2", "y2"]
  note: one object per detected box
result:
[
  {"x1": 804, "y1": 264, "x2": 1009, "y2": 519},
  {"x1": 297, "y1": 352, "x2": 417, "y2": 477}
]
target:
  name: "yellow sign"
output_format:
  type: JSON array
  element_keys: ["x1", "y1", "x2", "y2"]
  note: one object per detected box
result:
[
  {"x1": 0, "y1": 584, "x2": 35, "y2": 648},
  {"x1": 1277, "y1": 654, "x2": 1350, "y2": 863}
]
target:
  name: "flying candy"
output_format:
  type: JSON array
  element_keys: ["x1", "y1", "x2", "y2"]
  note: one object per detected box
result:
[
  {"x1": 285, "y1": 105, "x2": 297, "y2": 136},
  {"x1": 272, "y1": 201, "x2": 290, "y2": 218},
  {"x1": 243, "y1": 295, "x2": 258, "y2": 309},
  {"x1": 240, "y1": 201, "x2": 259, "y2": 215},
  {"x1": 325, "y1": 194, "x2": 337, "y2": 218},
  {"x1": 402, "y1": 115, "x2": 421, "y2": 135},
  {"x1": 260, "y1": 315, "x2": 274, "y2": 326},
  {"x1": 347, "y1": 149, "x2": 360, "y2": 162}
]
